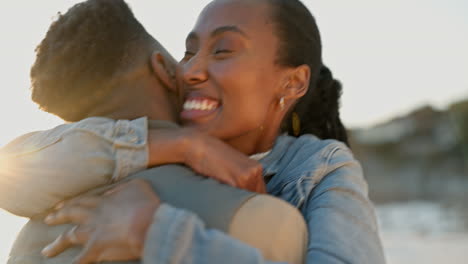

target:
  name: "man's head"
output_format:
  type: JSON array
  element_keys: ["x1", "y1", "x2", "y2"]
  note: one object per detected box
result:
[{"x1": 31, "y1": 0, "x2": 178, "y2": 122}]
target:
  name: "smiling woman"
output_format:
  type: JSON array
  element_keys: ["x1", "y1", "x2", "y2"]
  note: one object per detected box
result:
[
  {"x1": 18, "y1": 0, "x2": 384, "y2": 263},
  {"x1": 181, "y1": 0, "x2": 354, "y2": 154},
  {"x1": 1, "y1": 0, "x2": 384, "y2": 263}
]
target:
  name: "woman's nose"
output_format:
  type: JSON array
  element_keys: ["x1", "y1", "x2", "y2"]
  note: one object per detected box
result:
[{"x1": 181, "y1": 55, "x2": 208, "y2": 85}]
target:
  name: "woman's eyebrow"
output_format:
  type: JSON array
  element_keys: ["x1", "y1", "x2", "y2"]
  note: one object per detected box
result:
[
  {"x1": 211, "y1": 25, "x2": 249, "y2": 39},
  {"x1": 186, "y1": 25, "x2": 249, "y2": 44}
]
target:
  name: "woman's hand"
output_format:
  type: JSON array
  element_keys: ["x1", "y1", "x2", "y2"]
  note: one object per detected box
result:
[
  {"x1": 148, "y1": 128, "x2": 266, "y2": 193},
  {"x1": 185, "y1": 129, "x2": 266, "y2": 193},
  {"x1": 41, "y1": 179, "x2": 160, "y2": 264}
]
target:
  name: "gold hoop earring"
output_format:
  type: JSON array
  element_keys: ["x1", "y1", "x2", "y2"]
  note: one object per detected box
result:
[{"x1": 292, "y1": 112, "x2": 301, "y2": 136}]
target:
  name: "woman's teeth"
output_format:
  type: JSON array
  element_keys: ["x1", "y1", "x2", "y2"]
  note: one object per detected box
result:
[{"x1": 183, "y1": 100, "x2": 218, "y2": 111}]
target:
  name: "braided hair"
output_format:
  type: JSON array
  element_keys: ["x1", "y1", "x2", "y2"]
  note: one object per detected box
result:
[{"x1": 268, "y1": 0, "x2": 349, "y2": 145}]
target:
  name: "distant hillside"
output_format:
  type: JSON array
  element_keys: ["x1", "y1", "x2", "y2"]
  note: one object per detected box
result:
[{"x1": 349, "y1": 99, "x2": 468, "y2": 203}]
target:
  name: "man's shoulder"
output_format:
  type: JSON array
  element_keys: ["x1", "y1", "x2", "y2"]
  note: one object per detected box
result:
[{"x1": 0, "y1": 117, "x2": 150, "y2": 156}]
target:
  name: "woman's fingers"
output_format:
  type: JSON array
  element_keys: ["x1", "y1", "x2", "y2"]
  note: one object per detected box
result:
[
  {"x1": 54, "y1": 195, "x2": 102, "y2": 211},
  {"x1": 45, "y1": 206, "x2": 92, "y2": 225},
  {"x1": 46, "y1": 195, "x2": 102, "y2": 225},
  {"x1": 42, "y1": 198, "x2": 97, "y2": 257},
  {"x1": 102, "y1": 182, "x2": 129, "y2": 196},
  {"x1": 72, "y1": 237, "x2": 138, "y2": 264},
  {"x1": 63, "y1": 195, "x2": 102, "y2": 209},
  {"x1": 43, "y1": 180, "x2": 160, "y2": 262},
  {"x1": 72, "y1": 237, "x2": 103, "y2": 264},
  {"x1": 42, "y1": 225, "x2": 90, "y2": 257},
  {"x1": 211, "y1": 170, "x2": 238, "y2": 187}
]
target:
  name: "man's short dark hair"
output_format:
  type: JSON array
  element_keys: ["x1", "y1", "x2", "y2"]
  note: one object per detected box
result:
[{"x1": 31, "y1": 0, "x2": 159, "y2": 121}]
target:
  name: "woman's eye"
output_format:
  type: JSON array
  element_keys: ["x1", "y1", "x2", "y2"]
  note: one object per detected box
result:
[{"x1": 214, "y1": 49, "x2": 232, "y2": 54}]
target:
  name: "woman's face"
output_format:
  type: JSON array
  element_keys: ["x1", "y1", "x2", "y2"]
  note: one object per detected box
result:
[{"x1": 179, "y1": 0, "x2": 289, "y2": 153}]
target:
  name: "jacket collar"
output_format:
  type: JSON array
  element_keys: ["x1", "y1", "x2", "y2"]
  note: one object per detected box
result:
[{"x1": 259, "y1": 134, "x2": 296, "y2": 178}]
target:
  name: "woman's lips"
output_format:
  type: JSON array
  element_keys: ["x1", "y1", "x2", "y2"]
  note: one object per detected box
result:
[{"x1": 180, "y1": 97, "x2": 220, "y2": 121}]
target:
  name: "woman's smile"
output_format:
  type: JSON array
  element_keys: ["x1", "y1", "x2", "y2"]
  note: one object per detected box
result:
[
  {"x1": 181, "y1": 95, "x2": 221, "y2": 121},
  {"x1": 176, "y1": 0, "x2": 290, "y2": 153}
]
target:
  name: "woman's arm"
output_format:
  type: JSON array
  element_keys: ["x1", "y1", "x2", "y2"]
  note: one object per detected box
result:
[
  {"x1": 301, "y1": 148, "x2": 386, "y2": 264},
  {"x1": 142, "y1": 204, "x2": 286, "y2": 264},
  {"x1": 41, "y1": 180, "x2": 285, "y2": 264},
  {"x1": 130, "y1": 148, "x2": 385, "y2": 264},
  {"x1": 148, "y1": 127, "x2": 264, "y2": 192},
  {"x1": 141, "y1": 157, "x2": 385, "y2": 264}
]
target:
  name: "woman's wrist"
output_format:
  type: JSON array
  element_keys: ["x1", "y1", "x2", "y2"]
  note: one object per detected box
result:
[
  {"x1": 147, "y1": 128, "x2": 192, "y2": 166},
  {"x1": 180, "y1": 130, "x2": 206, "y2": 169}
]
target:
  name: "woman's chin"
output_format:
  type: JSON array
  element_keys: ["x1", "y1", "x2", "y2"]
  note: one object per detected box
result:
[
  {"x1": 180, "y1": 108, "x2": 218, "y2": 121},
  {"x1": 180, "y1": 105, "x2": 223, "y2": 129},
  {"x1": 181, "y1": 115, "x2": 217, "y2": 132}
]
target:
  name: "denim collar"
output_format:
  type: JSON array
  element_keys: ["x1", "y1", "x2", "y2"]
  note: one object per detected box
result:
[{"x1": 259, "y1": 134, "x2": 296, "y2": 178}]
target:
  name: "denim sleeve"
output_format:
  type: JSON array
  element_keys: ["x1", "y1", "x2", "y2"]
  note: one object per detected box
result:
[
  {"x1": 143, "y1": 204, "x2": 285, "y2": 264},
  {"x1": 141, "y1": 147, "x2": 386, "y2": 264},
  {"x1": 0, "y1": 117, "x2": 149, "y2": 217},
  {"x1": 302, "y1": 148, "x2": 386, "y2": 264}
]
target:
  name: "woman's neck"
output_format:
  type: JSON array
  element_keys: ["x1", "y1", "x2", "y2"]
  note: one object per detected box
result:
[{"x1": 225, "y1": 127, "x2": 279, "y2": 156}]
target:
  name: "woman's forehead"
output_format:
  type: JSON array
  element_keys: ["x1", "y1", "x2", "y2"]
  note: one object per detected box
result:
[{"x1": 193, "y1": 0, "x2": 273, "y2": 35}]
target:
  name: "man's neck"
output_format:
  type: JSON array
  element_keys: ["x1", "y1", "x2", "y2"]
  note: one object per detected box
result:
[{"x1": 86, "y1": 80, "x2": 178, "y2": 123}]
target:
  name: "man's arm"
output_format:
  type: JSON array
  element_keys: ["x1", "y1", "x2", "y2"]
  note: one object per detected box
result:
[{"x1": 0, "y1": 117, "x2": 149, "y2": 217}]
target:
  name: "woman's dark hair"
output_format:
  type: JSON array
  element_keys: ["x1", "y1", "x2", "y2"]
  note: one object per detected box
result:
[{"x1": 268, "y1": 0, "x2": 349, "y2": 145}]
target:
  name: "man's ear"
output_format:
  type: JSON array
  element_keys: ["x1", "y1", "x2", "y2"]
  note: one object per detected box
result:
[
  {"x1": 150, "y1": 52, "x2": 177, "y2": 92},
  {"x1": 283, "y1": 64, "x2": 311, "y2": 100}
]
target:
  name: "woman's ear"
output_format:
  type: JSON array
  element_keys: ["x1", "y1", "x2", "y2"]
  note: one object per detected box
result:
[
  {"x1": 283, "y1": 64, "x2": 311, "y2": 100},
  {"x1": 150, "y1": 52, "x2": 177, "y2": 92}
]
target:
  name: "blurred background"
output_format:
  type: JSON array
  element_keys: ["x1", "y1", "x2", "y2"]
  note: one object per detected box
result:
[
  {"x1": 350, "y1": 101, "x2": 468, "y2": 263},
  {"x1": 0, "y1": 0, "x2": 467, "y2": 263}
]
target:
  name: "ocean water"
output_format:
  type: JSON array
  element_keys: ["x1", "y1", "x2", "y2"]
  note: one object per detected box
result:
[
  {"x1": 1, "y1": 201, "x2": 467, "y2": 263},
  {"x1": 376, "y1": 201, "x2": 468, "y2": 264}
]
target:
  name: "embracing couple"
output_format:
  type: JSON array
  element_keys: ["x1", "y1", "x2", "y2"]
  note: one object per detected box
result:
[{"x1": 1, "y1": 0, "x2": 386, "y2": 263}]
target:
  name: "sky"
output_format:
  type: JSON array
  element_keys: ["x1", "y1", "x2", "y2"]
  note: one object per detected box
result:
[
  {"x1": 0, "y1": 0, "x2": 467, "y2": 261},
  {"x1": 0, "y1": 0, "x2": 467, "y2": 147}
]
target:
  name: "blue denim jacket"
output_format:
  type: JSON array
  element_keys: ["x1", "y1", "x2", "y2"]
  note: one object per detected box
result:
[{"x1": 143, "y1": 134, "x2": 386, "y2": 264}]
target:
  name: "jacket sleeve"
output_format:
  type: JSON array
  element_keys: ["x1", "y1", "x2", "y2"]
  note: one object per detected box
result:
[
  {"x1": 141, "y1": 148, "x2": 386, "y2": 264},
  {"x1": 142, "y1": 204, "x2": 285, "y2": 264},
  {"x1": 301, "y1": 147, "x2": 386, "y2": 264},
  {"x1": 0, "y1": 117, "x2": 149, "y2": 217}
]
